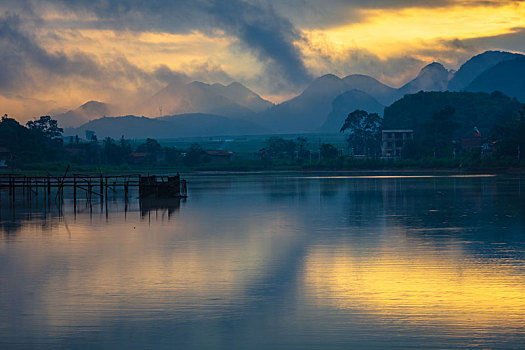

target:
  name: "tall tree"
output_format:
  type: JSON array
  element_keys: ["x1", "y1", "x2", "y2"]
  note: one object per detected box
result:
[
  {"x1": 265, "y1": 137, "x2": 296, "y2": 159},
  {"x1": 491, "y1": 104, "x2": 525, "y2": 159},
  {"x1": 26, "y1": 116, "x2": 63, "y2": 139},
  {"x1": 340, "y1": 110, "x2": 382, "y2": 156}
]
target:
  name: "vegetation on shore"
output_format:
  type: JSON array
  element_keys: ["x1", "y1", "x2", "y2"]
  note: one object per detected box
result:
[{"x1": 1, "y1": 90, "x2": 525, "y2": 175}]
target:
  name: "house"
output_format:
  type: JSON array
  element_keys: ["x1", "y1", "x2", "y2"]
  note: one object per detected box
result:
[
  {"x1": 461, "y1": 127, "x2": 484, "y2": 150},
  {"x1": 204, "y1": 150, "x2": 233, "y2": 163},
  {"x1": 129, "y1": 152, "x2": 149, "y2": 164},
  {"x1": 461, "y1": 137, "x2": 483, "y2": 149},
  {"x1": 381, "y1": 130, "x2": 413, "y2": 158}
]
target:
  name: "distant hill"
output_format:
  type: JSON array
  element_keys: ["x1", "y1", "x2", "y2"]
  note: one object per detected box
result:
[
  {"x1": 57, "y1": 50, "x2": 525, "y2": 136},
  {"x1": 383, "y1": 91, "x2": 523, "y2": 137},
  {"x1": 256, "y1": 63, "x2": 459, "y2": 134},
  {"x1": 65, "y1": 113, "x2": 266, "y2": 139},
  {"x1": 397, "y1": 62, "x2": 452, "y2": 98},
  {"x1": 319, "y1": 90, "x2": 385, "y2": 132},
  {"x1": 341, "y1": 74, "x2": 397, "y2": 105},
  {"x1": 140, "y1": 81, "x2": 272, "y2": 119},
  {"x1": 256, "y1": 74, "x2": 347, "y2": 133},
  {"x1": 448, "y1": 51, "x2": 524, "y2": 91},
  {"x1": 465, "y1": 57, "x2": 525, "y2": 102},
  {"x1": 53, "y1": 101, "x2": 114, "y2": 128},
  {"x1": 209, "y1": 82, "x2": 273, "y2": 112},
  {"x1": 257, "y1": 74, "x2": 395, "y2": 133}
]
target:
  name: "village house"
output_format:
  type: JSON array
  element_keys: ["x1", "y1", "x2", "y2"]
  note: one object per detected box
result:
[
  {"x1": 381, "y1": 130, "x2": 413, "y2": 158},
  {"x1": 204, "y1": 150, "x2": 233, "y2": 163}
]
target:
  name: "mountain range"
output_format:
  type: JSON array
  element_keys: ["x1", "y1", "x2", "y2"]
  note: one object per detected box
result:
[
  {"x1": 61, "y1": 50, "x2": 525, "y2": 138},
  {"x1": 139, "y1": 81, "x2": 273, "y2": 119},
  {"x1": 66, "y1": 113, "x2": 267, "y2": 139},
  {"x1": 55, "y1": 101, "x2": 116, "y2": 128}
]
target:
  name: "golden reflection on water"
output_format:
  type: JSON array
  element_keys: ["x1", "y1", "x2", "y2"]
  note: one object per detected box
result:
[
  {"x1": 303, "y1": 233, "x2": 525, "y2": 331},
  {"x1": 298, "y1": 175, "x2": 497, "y2": 179}
]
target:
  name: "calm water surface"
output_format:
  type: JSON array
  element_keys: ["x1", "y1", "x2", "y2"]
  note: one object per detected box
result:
[{"x1": 1, "y1": 173, "x2": 525, "y2": 349}]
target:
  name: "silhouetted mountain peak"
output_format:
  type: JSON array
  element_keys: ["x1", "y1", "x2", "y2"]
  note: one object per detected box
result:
[
  {"x1": 142, "y1": 79, "x2": 272, "y2": 118},
  {"x1": 302, "y1": 74, "x2": 346, "y2": 96},
  {"x1": 418, "y1": 62, "x2": 448, "y2": 76},
  {"x1": 342, "y1": 74, "x2": 396, "y2": 105},
  {"x1": 188, "y1": 81, "x2": 209, "y2": 89},
  {"x1": 53, "y1": 100, "x2": 114, "y2": 128},
  {"x1": 343, "y1": 74, "x2": 381, "y2": 84},
  {"x1": 448, "y1": 50, "x2": 524, "y2": 91},
  {"x1": 465, "y1": 56, "x2": 525, "y2": 102},
  {"x1": 398, "y1": 62, "x2": 451, "y2": 96},
  {"x1": 80, "y1": 100, "x2": 107, "y2": 111},
  {"x1": 317, "y1": 73, "x2": 341, "y2": 81},
  {"x1": 310, "y1": 74, "x2": 342, "y2": 87},
  {"x1": 320, "y1": 89, "x2": 385, "y2": 132},
  {"x1": 227, "y1": 81, "x2": 243, "y2": 88}
]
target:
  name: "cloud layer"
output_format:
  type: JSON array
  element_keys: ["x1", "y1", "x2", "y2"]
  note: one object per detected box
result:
[{"x1": 0, "y1": 0, "x2": 524, "y2": 120}]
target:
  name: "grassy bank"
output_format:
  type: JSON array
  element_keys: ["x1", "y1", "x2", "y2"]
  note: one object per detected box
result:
[{"x1": 4, "y1": 155, "x2": 525, "y2": 176}]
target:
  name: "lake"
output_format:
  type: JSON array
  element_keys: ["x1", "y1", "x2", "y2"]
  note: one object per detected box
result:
[{"x1": 1, "y1": 173, "x2": 525, "y2": 349}]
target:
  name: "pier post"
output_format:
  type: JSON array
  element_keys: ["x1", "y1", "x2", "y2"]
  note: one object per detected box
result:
[
  {"x1": 73, "y1": 177, "x2": 77, "y2": 202},
  {"x1": 88, "y1": 178, "x2": 92, "y2": 202},
  {"x1": 100, "y1": 175, "x2": 104, "y2": 203},
  {"x1": 9, "y1": 176, "x2": 15, "y2": 204}
]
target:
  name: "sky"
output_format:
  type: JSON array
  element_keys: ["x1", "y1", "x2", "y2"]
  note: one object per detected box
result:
[{"x1": 1, "y1": 0, "x2": 524, "y2": 120}]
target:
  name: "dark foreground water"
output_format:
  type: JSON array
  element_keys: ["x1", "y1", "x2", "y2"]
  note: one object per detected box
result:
[{"x1": 1, "y1": 173, "x2": 525, "y2": 349}]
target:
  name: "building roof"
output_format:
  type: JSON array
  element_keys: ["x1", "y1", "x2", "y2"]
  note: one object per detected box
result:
[
  {"x1": 382, "y1": 129, "x2": 413, "y2": 133},
  {"x1": 205, "y1": 150, "x2": 233, "y2": 156}
]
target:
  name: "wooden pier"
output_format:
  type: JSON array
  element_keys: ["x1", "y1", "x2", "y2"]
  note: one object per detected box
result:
[{"x1": 0, "y1": 173, "x2": 187, "y2": 204}]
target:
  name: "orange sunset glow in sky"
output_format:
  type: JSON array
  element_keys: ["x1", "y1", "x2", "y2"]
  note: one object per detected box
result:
[{"x1": 0, "y1": 0, "x2": 524, "y2": 120}]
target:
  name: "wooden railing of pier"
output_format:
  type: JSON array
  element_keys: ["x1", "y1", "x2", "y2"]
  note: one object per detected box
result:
[{"x1": 0, "y1": 173, "x2": 187, "y2": 204}]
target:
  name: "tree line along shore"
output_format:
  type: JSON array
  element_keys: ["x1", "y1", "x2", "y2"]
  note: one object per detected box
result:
[{"x1": 1, "y1": 91, "x2": 525, "y2": 175}]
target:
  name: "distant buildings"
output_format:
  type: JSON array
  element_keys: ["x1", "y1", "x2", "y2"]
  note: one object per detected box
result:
[
  {"x1": 204, "y1": 150, "x2": 233, "y2": 163},
  {"x1": 461, "y1": 127, "x2": 494, "y2": 155},
  {"x1": 381, "y1": 130, "x2": 413, "y2": 158},
  {"x1": 460, "y1": 136, "x2": 483, "y2": 150}
]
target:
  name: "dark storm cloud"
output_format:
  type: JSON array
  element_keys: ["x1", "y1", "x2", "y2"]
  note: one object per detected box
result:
[
  {"x1": 1, "y1": 0, "x2": 522, "y2": 98},
  {"x1": 209, "y1": 0, "x2": 312, "y2": 85},
  {"x1": 462, "y1": 27, "x2": 525, "y2": 53},
  {"x1": 40, "y1": 0, "x2": 313, "y2": 88},
  {"x1": 43, "y1": 0, "x2": 208, "y2": 33},
  {"x1": 152, "y1": 61, "x2": 235, "y2": 86},
  {"x1": 152, "y1": 65, "x2": 190, "y2": 85},
  {"x1": 0, "y1": 13, "x2": 206, "y2": 96},
  {"x1": 0, "y1": 14, "x2": 101, "y2": 92}
]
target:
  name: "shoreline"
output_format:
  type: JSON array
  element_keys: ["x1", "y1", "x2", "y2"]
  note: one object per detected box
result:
[{"x1": 3, "y1": 167, "x2": 525, "y2": 177}]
